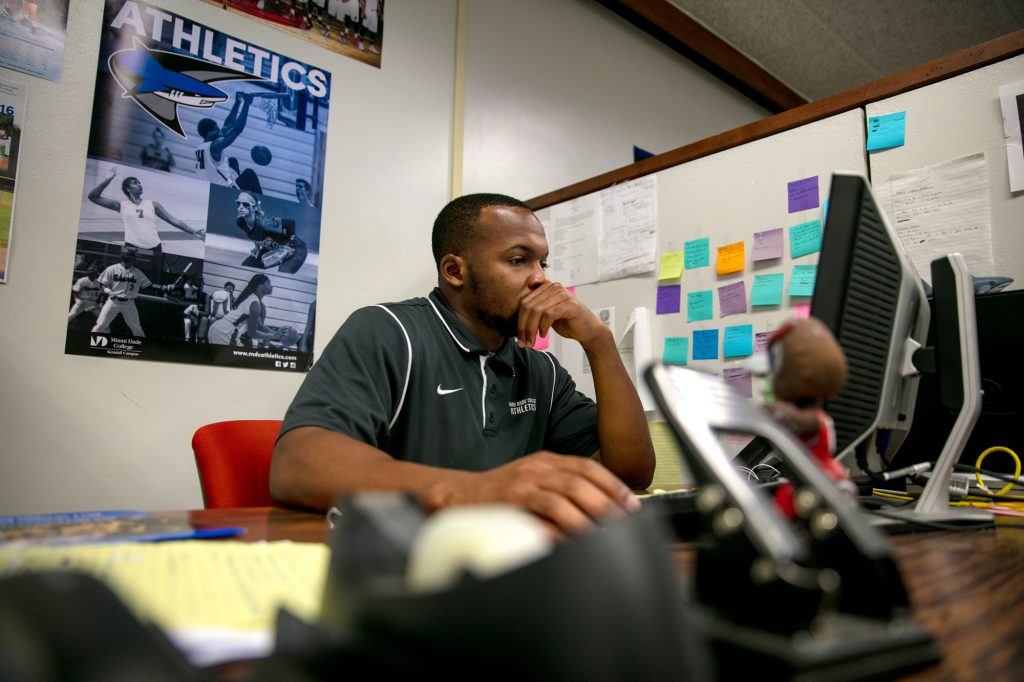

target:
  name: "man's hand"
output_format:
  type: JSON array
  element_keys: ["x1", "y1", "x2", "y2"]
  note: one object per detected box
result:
[
  {"x1": 516, "y1": 282, "x2": 607, "y2": 350},
  {"x1": 426, "y1": 451, "x2": 640, "y2": 536}
]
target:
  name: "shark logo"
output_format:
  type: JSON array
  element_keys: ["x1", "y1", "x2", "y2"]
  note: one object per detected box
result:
[{"x1": 108, "y1": 37, "x2": 261, "y2": 137}]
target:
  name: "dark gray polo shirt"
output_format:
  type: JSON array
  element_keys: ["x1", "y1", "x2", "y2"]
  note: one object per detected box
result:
[{"x1": 281, "y1": 288, "x2": 599, "y2": 471}]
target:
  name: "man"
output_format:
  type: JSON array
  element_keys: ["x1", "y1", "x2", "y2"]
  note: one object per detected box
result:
[
  {"x1": 88, "y1": 167, "x2": 205, "y2": 284},
  {"x1": 235, "y1": 191, "x2": 308, "y2": 274},
  {"x1": 294, "y1": 178, "x2": 315, "y2": 207},
  {"x1": 139, "y1": 126, "x2": 175, "y2": 171},
  {"x1": 91, "y1": 245, "x2": 173, "y2": 337},
  {"x1": 271, "y1": 194, "x2": 655, "y2": 535},
  {"x1": 68, "y1": 263, "x2": 103, "y2": 325},
  {"x1": 195, "y1": 91, "x2": 262, "y2": 194}
]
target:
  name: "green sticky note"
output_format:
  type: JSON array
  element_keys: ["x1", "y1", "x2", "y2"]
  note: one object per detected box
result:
[
  {"x1": 684, "y1": 238, "x2": 710, "y2": 269},
  {"x1": 663, "y1": 337, "x2": 688, "y2": 366},
  {"x1": 751, "y1": 273, "x2": 784, "y2": 306},
  {"x1": 687, "y1": 290, "x2": 713, "y2": 322},
  {"x1": 658, "y1": 251, "x2": 685, "y2": 280},
  {"x1": 789, "y1": 219, "x2": 822, "y2": 258},
  {"x1": 789, "y1": 265, "x2": 817, "y2": 296}
]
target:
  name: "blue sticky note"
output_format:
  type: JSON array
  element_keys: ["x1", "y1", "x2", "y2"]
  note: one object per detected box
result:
[
  {"x1": 789, "y1": 265, "x2": 817, "y2": 296},
  {"x1": 866, "y1": 111, "x2": 906, "y2": 151},
  {"x1": 724, "y1": 324, "x2": 754, "y2": 358},
  {"x1": 663, "y1": 337, "x2": 688, "y2": 366},
  {"x1": 693, "y1": 329, "x2": 719, "y2": 360},
  {"x1": 751, "y1": 273, "x2": 784, "y2": 306},
  {"x1": 684, "y1": 238, "x2": 710, "y2": 269},
  {"x1": 656, "y1": 284, "x2": 681, "y2": 315},
  {"x1": 822, "y1": 199, "x2": 829, "y2": 226},
  {"x1": 687, "y1": 290, "x2": 713, "y2": 322},
  {"x1": 789, "y1": 219, "x2": 822, "y2": 258}
]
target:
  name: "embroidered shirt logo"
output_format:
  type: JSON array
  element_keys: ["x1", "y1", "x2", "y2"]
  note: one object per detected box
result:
[
  {"x1": 509, "y1": 397, "x2": 537, "y2": 415},
  {"x1": 436, "y1": 384, "x2": 463, "y2": 396}
]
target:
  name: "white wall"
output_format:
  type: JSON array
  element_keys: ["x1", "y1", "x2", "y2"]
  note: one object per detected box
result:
[
  {"x1": 0, "y1": 0, "x2": 768, "y2": 515},
  {"x1": 866, "y1": 55, "x2": 1024, "y2": 291},
  {"x1": 460, "y1": 0, "x2": 769, "y2": 200},
  {"x1": 0, "y1": 0, "x2": 456, "y2": 514}
]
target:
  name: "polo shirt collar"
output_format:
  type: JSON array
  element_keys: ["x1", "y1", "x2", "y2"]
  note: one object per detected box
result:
[{"x1": 427, "y1": 289, "x2": 517, "y2": 368}]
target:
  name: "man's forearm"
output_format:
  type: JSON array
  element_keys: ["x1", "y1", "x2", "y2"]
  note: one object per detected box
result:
[
  {"x1": 269, "y1": 426, "x2": 476, "y2": 512},
  {"x1": 581, "y1": 330, "x2": 655, "y2": 489}
]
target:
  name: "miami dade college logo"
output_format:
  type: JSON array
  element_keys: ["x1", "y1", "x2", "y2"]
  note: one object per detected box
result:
[{"x1": 90, "y1": 335, "x2": 109, "y2": 348}]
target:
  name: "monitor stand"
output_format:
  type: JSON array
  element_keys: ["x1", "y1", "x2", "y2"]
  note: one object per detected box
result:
[{"x1": 872, "y1": 254, "x2": 992, "y2": 531}]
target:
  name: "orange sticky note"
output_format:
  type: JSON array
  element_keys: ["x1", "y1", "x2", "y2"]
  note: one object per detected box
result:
[{"x1": 716, "y1": 241, "x2": 745, "y2": 275}]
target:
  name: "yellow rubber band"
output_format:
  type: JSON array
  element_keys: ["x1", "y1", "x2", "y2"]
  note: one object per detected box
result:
[{"x1": 975, "y1": 446, "x2": 1021, "y2": 497}]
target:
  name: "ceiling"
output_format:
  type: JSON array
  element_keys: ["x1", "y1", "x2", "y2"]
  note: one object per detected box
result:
[{"x1": 601, "y1": 0, "x2": 1024, "y2": 111}]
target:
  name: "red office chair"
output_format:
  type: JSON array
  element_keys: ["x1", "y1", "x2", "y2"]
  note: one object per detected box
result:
[{"x1": 191, "y1": 420, "x2": 282, "y2": 508}]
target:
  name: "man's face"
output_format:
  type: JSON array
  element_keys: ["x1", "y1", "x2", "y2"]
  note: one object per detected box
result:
[
  {"x1": 461, "y1": 206, "x2": 549, "y2": 338},
  {"x1": 152, "y1": 129, "x2": 164, "y2": 144},
  {"x1": 236, "y1": 198, "x2": 255, "y2": 219},
  {"x1": 126, "y1": 179, "x2": 142, "y2": 198},
  {"x1": 121, "y1": 251, "x2": 137, "y2": 266}
]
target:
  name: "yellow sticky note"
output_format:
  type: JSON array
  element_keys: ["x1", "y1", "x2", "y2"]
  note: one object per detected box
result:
[
  {"x1": 658, "y1": 251, "x2": 685, "y2": 280},
  {"x1": 716, "y1": 241, "x2": 745, "y2": 275}
]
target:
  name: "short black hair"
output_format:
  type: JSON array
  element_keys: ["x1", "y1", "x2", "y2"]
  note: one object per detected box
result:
[
  {"x1": 431, "y1": 193, "x2": 530, "y2": 267},
  {"x1": 197, "y1": 118, "x2": 217, "y2": 138}
]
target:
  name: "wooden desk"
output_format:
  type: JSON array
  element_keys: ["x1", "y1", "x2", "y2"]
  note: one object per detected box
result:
[{"x1": 184, "y1": 507, "x2": 1024, "y2": 679}]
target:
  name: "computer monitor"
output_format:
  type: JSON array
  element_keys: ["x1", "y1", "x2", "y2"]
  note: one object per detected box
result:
[
  {"x1": 811, "y1": 172, "x2": 989, "y2": 528},
  {"x1": 811, "y1": 172, "x2": 930, "y2": 472}
]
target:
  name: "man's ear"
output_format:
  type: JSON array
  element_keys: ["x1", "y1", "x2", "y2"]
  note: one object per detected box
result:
[{"x1": 439, "y1": 254, "x2": 466, "y2": 290}]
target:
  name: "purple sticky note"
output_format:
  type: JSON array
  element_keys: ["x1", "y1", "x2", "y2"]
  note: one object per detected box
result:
[
  {"x1": 788, "y1": 176, "x2": 819, "y2": 213},
  {"x1": 718, "y1": 281, "x2": 747, "y2": 317},
  {"x1": 723, "y1": 367, "x2": 753, "y2": 398},
  {"x1": 752, "y1": 228, "x2": 784, "y2": 262},
  {"x1": 755, "y1": 331, "x2": 772, "y2": 353},
  {"x1": 656, "y1": 284, "x2": 681, "y2": 315}
]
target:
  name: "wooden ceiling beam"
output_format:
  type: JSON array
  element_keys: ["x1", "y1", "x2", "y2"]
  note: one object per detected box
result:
[{"x1": 594, "y1": 0, "x2": 809, "y2": 113}]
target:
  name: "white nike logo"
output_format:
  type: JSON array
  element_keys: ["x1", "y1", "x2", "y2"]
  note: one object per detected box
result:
[{"x1": 436, "y1": 384, "x2": 463, "y2": 396}]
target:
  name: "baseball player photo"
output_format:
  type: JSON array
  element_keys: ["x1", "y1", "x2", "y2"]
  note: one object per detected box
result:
[
  {"x1": 91, "y1": 245, "x2": 173, "y2": 337},
  {"x1": 67, "y1": 262, "x2": 103, "y2": 326}
]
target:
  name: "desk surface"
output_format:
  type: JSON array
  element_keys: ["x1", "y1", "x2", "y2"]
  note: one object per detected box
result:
[{"x1": 183, "y1": 506, "x2": 1024, "y2": 679}]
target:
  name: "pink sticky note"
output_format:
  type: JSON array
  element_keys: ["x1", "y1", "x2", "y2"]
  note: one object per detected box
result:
[
  {"x1": 793, "y1": 301, "x2": 811, "y2": 319},
  {"x1": 534, "y1": 331, "x2": 550, "y2": 350}
]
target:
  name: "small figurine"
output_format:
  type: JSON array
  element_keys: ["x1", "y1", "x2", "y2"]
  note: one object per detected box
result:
[{"x1": 765, "y1": 317, "x2": 852, "y2": 515}]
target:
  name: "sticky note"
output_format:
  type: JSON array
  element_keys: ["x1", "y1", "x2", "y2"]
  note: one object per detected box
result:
[
  {"x1": 752, "y1": 228, "x2": 783, "y2": 262},
  {"x1": 724, "y1": 324, "x2": 753, "y2": 357},
  {"x1": 793, "y1": 301, "x2": 811, "y2": 319},
  {"x1": 656, "y1": 284, "x2": 681, "y2": 314},
  {"x1": 718, "y1": 281, "x2": 747, "y2": 317},
  {"x1": 534, "y1": 331, "x2": 549, "y2": 350},
  {"x1": 716, "y1": 241, "x2": 745, "y2": 275},
  {"x1": 751, "y1": 273, "x2": 784, "y2": 306},
  {"x1": 754, "y1": 331, "x2": 772, "y2": 353},
  {"x1": 658, "y1": 251, "x2": 685, "y2": 280},
  {"x1": 789, "y1": 265, "x2": 817, "y2": 296},
  {"x1": 693, "y1": 329, "x2": 719, "y2": 360},
  {"x1": 789, "y1": 219, "x2": 822, "y2": 258},
  {"x1": 866, "y1": 111, "x2": 906, "y2": 151},
  {"x1": 663, "y1": 337, "x2": 688, "y2": 366},
  {"x1": 788, "y1": 176, "x2": 819, "y2": 213},
  {"x1": 822, "y1": 199, "x2": 829, "y2": 226},
  {"x1": 723, "y1": 367, "x2": 753, "y2": 398},
  {"x1": 687, "y1": 290, "x2": 713, "y2": 322},
  {"x1": 684, "y1": 238, "x2": 710, "y2": 269}
]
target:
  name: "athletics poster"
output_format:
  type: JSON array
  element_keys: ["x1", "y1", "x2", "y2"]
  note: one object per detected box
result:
[
  {"x1": 0, "y1": 77, "x2": 26, "y2": 283},
  {"x1": 65, "y1": 0, "x2": 329, "y2": 372}
]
